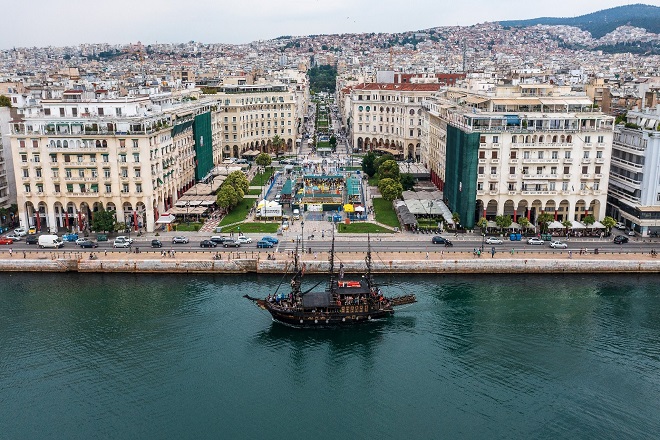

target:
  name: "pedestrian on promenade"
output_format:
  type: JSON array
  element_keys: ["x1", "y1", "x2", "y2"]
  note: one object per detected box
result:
[
  {"x1": 9, "y1": 248, "x2": 12, "y2": 257},
  {"x1": 491, "y1": 247, "x2": 495, "y2": 258}
]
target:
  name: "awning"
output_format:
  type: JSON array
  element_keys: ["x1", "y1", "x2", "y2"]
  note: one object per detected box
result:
[
  {"x1": 343, "y1": 204, "x2": 354, "y2": 213},
  {"x1": 570, "y1": 219, "x2": 586, "y2": 229},
  {"x1": 155, "y1": 213, "x2": 176, "y2": 224},
  {"x1": 354, "y1": 206, "x2": 365, "y2": 212},
  {"x1": 242, "y1": 150, "x2": 261, "y2": 156},
  {"x1": 590, "y1": 221, "x2": 606, "y2": 229},
  {"x1": 548, "y1": 220, "x2": 564, "y2": 229}
]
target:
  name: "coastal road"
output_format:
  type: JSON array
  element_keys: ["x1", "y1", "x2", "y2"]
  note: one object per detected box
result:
[{"x1": 7, "y1": 236, "x2": 656, "y2": 255}]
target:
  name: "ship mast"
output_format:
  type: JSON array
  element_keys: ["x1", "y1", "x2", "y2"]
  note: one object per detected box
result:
[
  {"x1": 365, "y1": 233, "x2": 374, "y2": 288},
  {"x1": 328, "y1": 229, "x2": 336, "y2": 292},
  {"x1": 291, "y1": 238, "x2": 302, "y2": 296}
]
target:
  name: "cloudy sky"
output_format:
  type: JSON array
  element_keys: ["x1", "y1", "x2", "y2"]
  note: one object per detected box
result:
[{"x1": 1, "y1": 0, "x2": 657, "y2": 49}]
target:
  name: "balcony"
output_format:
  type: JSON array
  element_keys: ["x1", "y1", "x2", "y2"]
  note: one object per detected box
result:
[
  {"x1": 479, "y1": 159, "x2": 486, "y2": 164},
  {"x1": 582, "y1": 158, "x2": 591, "y2": 164},
  {"x1": 491, "y1": 159, "x2": 500, "y2": 164},
  {"x1": 595, "y1": 174, "x2": 603, "y2": 178},
  {"x1": 581, "y1": 174, "x2": 591, "y2": 179},
  {"x1": 493, "y1": 143, "x2": 500, "y2": 148},
  {"x1": 563, "y1": 174, "x2": 571, "y2": 179},
  {"x1": 584, "y1": 143, "x2": 593, "y2": 148},
  {"x1": 508, "y1": 191, "x2": 517, "y2": 195},
  {"x1": 595, "y1": 158, "x2": 605, "y2": 164},
  {"x1": 564, "y1": 158, "x2": 573, "y2": 164},
  {"x1": 510, "y1": 159, "x2": 518, "y2": 164},
  {"x1": 476, "y1": 190, "x2": 485, "y2": 196},
  {"x1": 489, "y1": 191, "x2": 499, "y2": 196},
  {"x1": 509, "y1": 174, "x2": 517, "y2": 179}
]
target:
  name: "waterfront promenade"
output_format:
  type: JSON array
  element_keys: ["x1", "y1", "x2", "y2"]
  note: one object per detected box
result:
[{"x1": 0, "y1": 245, "x2": 658, "y2": 274}]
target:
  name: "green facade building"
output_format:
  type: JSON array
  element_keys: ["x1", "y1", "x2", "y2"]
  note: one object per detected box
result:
[
  {"x1": 443, "y1": 125, "x2": 480, "y2": 229},
  {"x1": 193, "y1": 112, "x2": 213, "y2": 181}
]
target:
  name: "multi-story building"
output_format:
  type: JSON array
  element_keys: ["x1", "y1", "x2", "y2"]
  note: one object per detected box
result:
[
  {"x1": 348, "y1": 82, "x2": 443, "y2": 160},
  {"x1": 8, "y1": 92, "x2": 220, "y2": 233},
  {"x1": 215, "y1": 84, "x2": 300, "y2": 159},
  {"x1": 607, "y1": 106, "x2": 660, "y2": 236},
  {"x1": 422, "y1": 84, "x2": 615, "y2": 229}
]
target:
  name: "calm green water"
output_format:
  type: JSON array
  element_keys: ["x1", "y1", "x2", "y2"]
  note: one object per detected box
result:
[{"x1": 2, "y1": 273, "x2": 660, "y2": 439}]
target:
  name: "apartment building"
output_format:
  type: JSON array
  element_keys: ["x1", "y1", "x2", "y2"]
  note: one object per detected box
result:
[
  {"x1": 348, "y1": 82, "x2": 442, "y2": 159},
  {"x1": 422, "y1": 84, "x2": 614, "y2": 229},
  {"x1": 8, "y1": 92, "x2": 219, "y2": 233},
  {"x1": 215, "y1": 84, "x2": 300, "y2": 159},
  {"x1": 607, "y1": 106, "x2": 660, "y2": 236}
]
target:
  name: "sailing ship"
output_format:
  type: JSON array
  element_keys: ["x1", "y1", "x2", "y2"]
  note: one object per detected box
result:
[{"x1": 245, "y1": 235, "x2": 416, "y2": 327}]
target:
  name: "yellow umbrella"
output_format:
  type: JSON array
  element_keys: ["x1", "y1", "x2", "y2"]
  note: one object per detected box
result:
[{"x1": 343, "y1": 204, "x2": 354, "y2": 213}]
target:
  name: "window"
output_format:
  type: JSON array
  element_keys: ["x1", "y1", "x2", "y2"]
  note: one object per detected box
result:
[
  {"x1": 490, "y1": 167, "x2": 497, "y2": 175},
  {"x1": 480, "y1": 135, "x2": 486, "y2": 143},
  {"x1": 22, "y1": 169, "x2": 29, "y2": 178},
  {"x1": 119, "y1": 139, "x2": 126, "y2": 148},
  {"x1": 135, "y1": 168, "x2": 141, "y2": 178},
  {"x1": 52, "y1": 169, "x2": 58, "y2": 178},
  {"x1": 562, "y1": 182, "x2": 569, "y2": 191},
  {"x1": 65, "y1": 169, "x2": 72, "y2": 178},
  {"x1": 477, "y1": 182, "x2": 484, "y2": 191},
  {"x1": 597, "y1": 135, "x2": 604, "y2": 143},
  {"x1": 565, "y1": 151, "x2": 571, "y2": 159},
  {"x1": 54, "y1": 184, "x2": 60, "y2": 193},
  {"x1": 489, "y1": 182, "x2": 497, "y2": 191},
  {"x1": 510, "y1": 151, "x2": 517, "y2": 159},
  {"x1": 508, "y1": 183, "x2": 515, "y2": 191},
  {"x1": 21, "y1": 155, "x2": 27, "y2": 163},
  {"x1": 536, "y1": 167, "x2": 543, "y2": 175},
  {"x1": 122, "y1": 184, "x2": 129, "y2": 193},
  {"x1": 119, "y1": 154, "x2": 126, "y2": 163},
  {"x1": 552, "y1": 151, "x2": 558, "y2": 159},
  {"x1": 102, "y1": 154, "x2": 109, "y2": 163},
  {"x1": 549, "y1": 182, "x2": 555, "y2": 191},
  {"x1": 492, "y1": 136, "x2": 499, "y2": 143},
  {"x1": 538, "y1": 151, "x2": 544, "y2": 159},
  {"x1": 563, "y1": 166, "x2": 570, "y2": 174},
  {"x1": 522, "y1": 167, "x2": 529, "y2": 175},
  {"x1": 593, "y1": 182, "x2": 599, "y2": 190},
  {"x1": 510, "y1": 167, "x2": 515, "y2": 175},
  {"x1": 24, "y1": 184, "x2": 30, "y2": 193},
  {"x1": 105, "y1": 184, "x2": 112, "y2": 193},
  {"x1": 78, "y1": 169, "x2": 85, "y2": 178},
  {"x1": 36, "y1": 168, "x2": 42, "y2": 178},
  {"x1": 32, "y1": 140, "x2": 39, "y2": 148},
  {"x1": 136, "y1": 184, "x2": 142, "y2": 193},
  {"x1": 595, "y1": 166, "x2": 601, "y2": 174},
  {"x1": 91, "y1": 169, "x2": 97, "y2": 178},
  {"x1": 524, "y1": 151, "x2": 530, "y2": 159},
  {"x1": 596, "y1": 151, "x2": 603, "y2": 158},
  {"x1": 90, "y1": 155, "x2": 96, "y2": 163},
  {"x1": 104, "y1": 169, "x2": 111, "y2": 178},
  {"x1": 133, "y1": 153, "x2": 140, "y2": 162},
  {"x1": 551, "y1": 167, "x2": 557, "y2": 175},
  {"x1": 478, "y1": 166, "x2": 484, "y2": 174},
  {"x1": 580, "y1": 182, "x2": 587, "y2": 190},
  {"x1": 77, "y1": 155, "x2": 83, "y2": 163},
  {"x1": 479, "y1": 151, "x2": 486, "y2": 159},
  {"x1": 51, "y1": 155, "x2": 57, "y2": 163},
  {"x1": 584, "y1": 136, "x2": 591, "y2": 143},
  {"x1": 582, "y1": 166, "x2": 588, "y2": 174},
  {"x1": 583, "y1": 151, "x2": 589, "y2": 159},
  {"x1": 37, "y1": 184, "x2": 43, "y2": 193},
  {"x1": 121, "y1": 168, "x2": 128, "y2": 178},
  {"x1": 491, "y1": 151, "x2": 498, "y2": 159}
]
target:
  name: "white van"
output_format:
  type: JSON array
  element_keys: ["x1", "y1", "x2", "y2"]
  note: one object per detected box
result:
[
  {"x1": 38, "y1": 234, "x2": 64, "y2": 249},
  {"x1": 293, "y1": 209, "x2": 300, "y2": 220}
]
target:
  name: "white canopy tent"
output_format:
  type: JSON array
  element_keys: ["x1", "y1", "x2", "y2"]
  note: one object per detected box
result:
[
  {"x1": 570, "y1": 219, "x2": 586, "y2": 229},
  {"x1": 548, "y1": 220, "x2": 564, "y2": 229},
  {"x1": 590, "y1": 221, "x2": 606, "y2": 229}
]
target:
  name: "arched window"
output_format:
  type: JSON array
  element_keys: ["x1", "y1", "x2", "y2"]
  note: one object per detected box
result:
[
  {"x1": 366, "y1": 106, "x2": 370, "y2": 112},
  {"x1": 409, "y1": 109, "x2": 415, "y2": 115},
  {"x1": 96, "y1": 140, "x2": 102, "y2": 148},
  {"x1": 539, "y1": 135, "x2": 544, "y2": 143},
  {"x1": 380, "y1": 106, "x2": 384, "y2": 112},
  {"x1": 566, "y1": 135, "x2": 572, "y2": 143},
  {"x1": 102, "y1": 140, "x2": 108, "y2": 148},
  {"x1": 56, "y1": 140, "x2": 62, "y2": 148},
  {"x1": 358, "y1": 106, "x2": 363, "y2": 112},
  {"x1": 512, "y1": 135, "x2": 518, "y2": 143},
  {"x1": 552, "y1": 135, "x2": 558, "y2": 143},
  {"x1": 62, "y1": 140, "x2": 68, "y2": 148}
]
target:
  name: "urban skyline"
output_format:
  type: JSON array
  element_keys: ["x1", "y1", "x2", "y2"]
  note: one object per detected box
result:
[{"x1": 1, "y1": 0, "x2": 654, "y2": 49}]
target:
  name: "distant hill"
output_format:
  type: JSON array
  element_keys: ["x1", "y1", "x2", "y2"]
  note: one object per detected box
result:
[{"x1": 499, "y1": 4, "x2": 660, "y2": 39}]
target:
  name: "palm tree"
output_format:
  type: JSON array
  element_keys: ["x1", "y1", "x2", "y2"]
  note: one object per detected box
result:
[
  {"x1": 271, "y1": 135, "x2": 285, "y2": 158},
  {"x1": 562, "y1": 219, "x2": 572, "y2": 237}
]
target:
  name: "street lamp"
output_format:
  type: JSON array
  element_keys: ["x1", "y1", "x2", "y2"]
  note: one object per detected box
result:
[
  {"x1": 481, "y1": 233, "x2": 485, "y2": 252},
  {"x1": 301, "y1": 220, "x2": 305, "y2": 254}
]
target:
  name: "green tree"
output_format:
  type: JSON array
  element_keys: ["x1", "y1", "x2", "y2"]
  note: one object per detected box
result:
[
  {"x1": 562, "y1": 219, "x2": 572, "y2": 235},
  {"x1": 374, "y1": 154, "x2": 395, "y2": 172},
  {"x1": 217, "y1": 185, "x2": 238, "y2": 209},
  {"x1": 378, "y1": 160, "x2": 400, "y2": 181},
  {"x1": 271, "y1": 135, "x2": 285, "y2": 157},
  {"x1": 224, "y1": 171, "x2": 249, "y2": 194},
  {"x1": 400, "y1": 173, "x2": 415, "y2": 191},
  {"x1": 329, "y1": 135, "x2": 337, "y2": 151},
  {"x1": 255, "y1": 152, "x2": 272, "y2": 168},
  {"x1": 452, "y1": 212, "x2": 461, "y2": 228},
  {"x1": 518, "y1": 216, "x2": 530, "y2": 231},
  {"x1": 378, "y1": 178, "x2": 403, "y2": 201},
  {"x1": 91, "y1": 209, "x2": 116, "y2": 233},
  {"x1": 361, "y1": 151, "x2": 377, "y2": 177},
  {"x1": 537, "y1": 212, "x2": 554, "y2": 233},
  {"x1": 495, "y1": 215, "x2": 512, "y2": 231},
  {"x1": 0, "y1": 95, "x2": 11, "y2": 108},
  {"x1": 476, "y1": 217, "x2": 488, "y2": 232},
  {"x1": 602, "y1": 215, "x2": 616, "y2": 233},
  {"x1": 583, "y1": 214, "x2": 595, "y2": 228}
]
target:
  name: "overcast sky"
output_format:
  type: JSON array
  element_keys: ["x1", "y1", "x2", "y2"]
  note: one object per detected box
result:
[{"x1": 1, "y1": 0, "x2": 657, "y2": 49}]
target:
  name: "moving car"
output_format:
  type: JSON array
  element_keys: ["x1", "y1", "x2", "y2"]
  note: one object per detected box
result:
[
  {"x1": 5, "y1": 233, "x2": 22, "y2": 241},
  {"x1": 78, "y1": 240, "x2": 98, "y2": 248},
  {"x1": 200, "y1": 240, "x2": 217, "y2": 248},
  {"x1": 222, "y1": 239, "x2": 241, "y2": 248},
  {"x1": 113, "y1": 238, "x2": 131, "y2": 248},
  {"x1": 115, "y1": 235, "x2": 134, "y2": 244},
  {"x1": 210, "y1": 236, "x2": 226, "y2": 244},
  {"x1": 25, "y1": 235, "x2": 39, "y2": 245},
  {"x1": 431, "y1": 236, "x2": 450, "y2": 244},
  {"x1": 261, "y1": 236, "x2": 279, "y2": 244},
  {"x1": 485, "y1": 237, "x2": 503, "y2": 245},
  {"x1": 527, "y1": 237, "x2": 545, "y2": 245},
  {"x1": 237, "y1": 236, "x2": 252, "y2": 244},
  {"x1": 550, "y1": 240, "x2": 568, "y2": 249},
  {"x1": 627, "y1": 230, "x2": 635, "y2": 236},
  {"x1": 615, "y1": 222, "x2": 626, "y2": 230},
  {"x1": 257, "y1": 240, "x2": 274, "y2": 248},
  {"x1": 0, "y1": 236, "x2": 14, "y2": 245},
  {"x1": 613, "y1": 235, "x2": 629, "y2": 244},
  {"x1": 151, "y1": 239, "x2": 163, "y2": 248},
  {"x1": 13, "y1": 227, "x2": 27, "y2": 237},
  {"x1": 75, "y1": 237, "x2": 90, "y2": 245},
  {"x1": 172, "y1": 236, "x2": 189, "y2": 244}
]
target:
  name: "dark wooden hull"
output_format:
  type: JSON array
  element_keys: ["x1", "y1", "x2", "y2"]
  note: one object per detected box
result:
[{"x1": 266, "y1": 304, "x2": 394, "y2": 328}]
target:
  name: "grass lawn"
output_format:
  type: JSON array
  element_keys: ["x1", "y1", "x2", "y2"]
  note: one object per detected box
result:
[
  {"x1": 220, "y1": 222, "x2": 279, "y2": 234},
  {"x1": 174, "y1": 222, "x2": 203, "y2": 232},
  {"x1": 372, "y1": 197, "x2": 400, "y2": 228},
  {"x1": 219, "y1": 202, "x2": 252, "y2": 226},
  {"x1": 249, "y1": 168, "x2": 274, "y2": 186},
  {"x1": 336, "y1": 222, "x2": 394, "y2": 233},
  {"x1": 247, "y1": 189, "x2": 262, "y2": 195},
  {"x1": 368, "y1": 175, "x2": 379, "y2": 186}
]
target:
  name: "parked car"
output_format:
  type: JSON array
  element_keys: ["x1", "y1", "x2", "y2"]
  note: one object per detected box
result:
[
  {"x1": 527, "y1": 237, "x2": 545, "y2": 245},
  {"x1": 75, "y1": 237, "x2": 89, "y2": 245},
  {"x1": 5, "y1": 233, "x2": 22, "y2": 241},
  {"x1": 113, "y1": 238, "x2": 131, "y2": 248},
  {"x1": 172, "y1": 236, "x2": 189, "y2": 244},
  {"x1": 257, "y1": 240, "x2": 274, "y2": 248},
  {"x1": 550, "y1": 240, "x2": 568, "y2": 249},
  {"x1": 614, "y1": 235, "x2": 629, "y2": 244},
  {"x1": 13, "y1": 227, "x2": 27, "y2": 236},
  {"x1": 210, "y1": 236, "x2": 226, "y2": 244},
  {"x1": 261, "y1": 236, "x2": 279, "y2": 244},
  {"x1": 485, "y1": 237, "x2": 503, "y2": 245},
  {"x1": 78, "y1": 240, "x2": 98, "y2": 249},
  {"x1": 0, "y1": 236, "x2": 14, "y2": 245},
  {"x1": 615, "y1": 222, "x2": 626, "y2": 230},
  {"x1": 151, "y1": 239, "x2": 163, "y2": 248},
  {"x1": 200, "y1": 240, "x2": 218, "y2": 248},
  {"x1": 627, "y1": 230, "x2": 635, "y2": 236},
  {"x1": 432, "y1": 236, "x2": 450, "y2": 244},
  {"x1": 223, "y1": 239, "x2": 241, "y2": 248},
  {"x1": 28, "y1": 227, "x2": 37, "y2": 234},
  {"x1": 237, "y1": 236, "x2": 252, "y2": 244},
  {"x1": 25, "y1": 235, "x2": 39, "y2": 245},
  {"x1": 38, "y1": 235, "x2": 64, "y2": 248}
]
